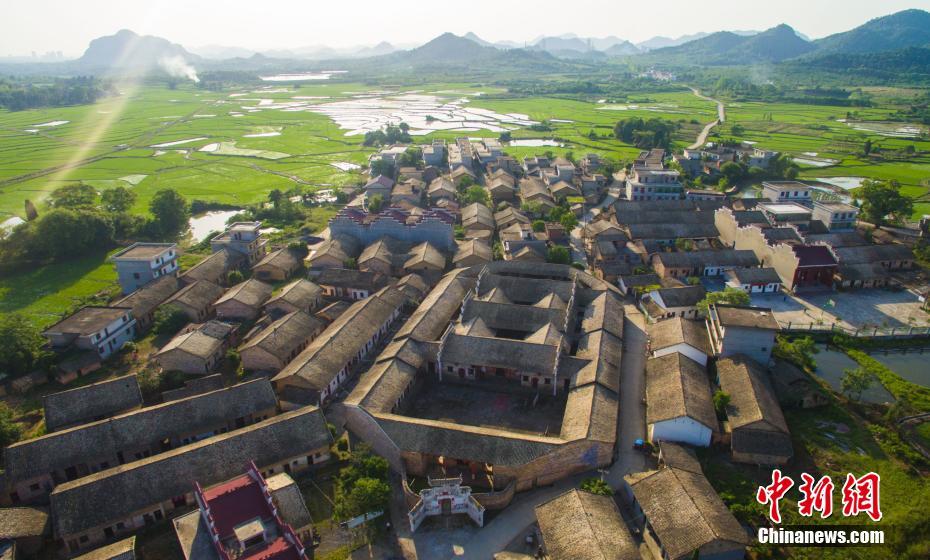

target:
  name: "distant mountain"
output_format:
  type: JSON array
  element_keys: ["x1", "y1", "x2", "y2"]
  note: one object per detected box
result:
[
  {"x1": 464, "y1": 32, "x2": 496, "y2": 48},
  {"x1": 591, "y1": 36, "x2": 635, "y2": 51},
  {"x1": 351, "y1": 42, "x2": 396, "y2": 58},
  {"x1": 76, "y1": 29, "x2": 198, "y2": 69},
  {"x1": 604, "y1": 41, "x2": 641, "y2": 56},
  {"x1": 792, "y1": 46, "x2": 930, "y2": 80},
  {"x1": 636, "y1": 32, "x2": 711, "y2": 51},
  {"x1": 813, "y1": 9, "x2": 930, "y2": 55},
  {"x1": 643, "y1": 24, "x2": 813, "y2": 65},
  {"x1": 531, "y1": 36, "x2": 592, "y2": 53}
]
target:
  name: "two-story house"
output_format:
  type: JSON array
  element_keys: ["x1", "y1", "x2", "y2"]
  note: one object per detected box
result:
[
  {"x1": 210, "y1": 222, "x2": 268, "y2": 266},
  {"x1": 111, "y1": 243, "x2": 179, "y2": 295},
  {"x1": 43, "y1": 307, "x2": 137, "y2": 360}
]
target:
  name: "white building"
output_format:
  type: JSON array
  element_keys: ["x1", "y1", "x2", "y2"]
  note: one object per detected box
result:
[
  {"x1": 646, "y1": 353, "x2": 717, "y2": 447},
  {"x1": 111, "y1": 243, "x2": 179, "y2": 295}
]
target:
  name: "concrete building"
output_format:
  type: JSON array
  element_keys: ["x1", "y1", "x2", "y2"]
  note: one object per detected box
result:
[
  {"x1": 111, "y1": 243, "x2": 179, "y2": 295},
  {"x1": 811, "y1": 201, "x2": 859, "y2": 231},
  {"x1": 43, "y1": 307, "x2": 136, "y2": 360},
  {"x1": 706, "y1": 304, "x2": 779, "y2": 365},
  {"x1": 651, "y1": 250, "x2": 759, "y2": 280},
  {"x1": 642, "y1": 285, "x2": 707, "y2": 321},
  {"x1": 758, "y1": 201, "x2": 813, "y2": 231},
  {"x1": 625, "y1": 167, "x2": 683, "y2": 201},
  {"x1": 210, "y1": 222, "x2": 268, "y2": 266},
  {"x1": 761, "y1": 181, "x2": 812, "y2": 203}
]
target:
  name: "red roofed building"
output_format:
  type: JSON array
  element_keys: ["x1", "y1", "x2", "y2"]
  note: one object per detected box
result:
[
  {"x1": 789, "y1": 245, "x2": 837, "y2": 290},
  {"x1": 192, "y1": 463, "x2": 309, "y2": 560}
]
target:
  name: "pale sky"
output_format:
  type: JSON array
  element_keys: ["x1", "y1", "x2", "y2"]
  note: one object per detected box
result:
[{"x1": 4, "y1": 0, "x2": 930, "y2": 57}]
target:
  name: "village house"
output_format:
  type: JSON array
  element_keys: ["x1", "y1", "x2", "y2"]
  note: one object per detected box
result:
[
  {"x1": 811, "y1": 200, "x2": 859, "y2": 231},
  {"x1": 453, "y1": 239, "x2": 493, "y2": 268},
  {"x1": 624, "y1": 222, "x2": 720, "y2": 247},
  {"x1": 646, "y1": 353, "x2": 716, "y2": 447},
  {"x1": 181, "y1": 249, "x2": 245, "y2": 287},
  {"x1": 582, "y1": 219, "x2": 627, "y2": 253},
  {"x1": 422, "y1": 140, "x2": 446, "y2": 168},
  {"x1": 110, "y1": 275, "x2": 181, "y2": 332},
  {"x1": 0, "y1": 506, "x2": 51, "y2": 557},
  {"x1": 239, "y1": 311, "x2": 326, "y2": 374},
  {"x1": 427, "y1": 177, "x2": 456, "y2": 203},
  {"x1": 761, "y1": 181, "x2": 812, "y2": 203},
  {"x1": 723, "y1": 267, "x2": 782, "y2": 294},
  {"x1": 617, "y1": 272, "x2": 663, "y2": 297},
  {"x1": 328, "y1": 207, "x2": 455, "y2": 251},
  {"x1": 210, "y1": 222, "x2": 267, "y2": 267},
  {"x1": 625, "y1": 164, "x2": 684, "y2": 202},
  {"x1": 461, "y1": 203, "x2": 495, "y2": 239},
  {"x1": 833, "y1": 243, "x2": 915, "y2": 288},
  {"x1": 111, "y1": 243, "x2": 179, "y2": 296},
  {"x1": 519, "y1": 177, "x2": 556, "y2": 211},
  {"x1": 403, "y1": 242, "x2": 448, "y2": 278},
  {"x1": 272, "y1": 286, "x2": 406, "y2": 408},
  {"x1": 486, "y1": 171, "x2": 517, "y2": 204},
  {"x1": 706, "y1": 304, "x2": 779, "y2": 365},
  {"x1": 252, "y1": 248, "x2": 303, "y2": 282},
  {"x1": 651, "y1": 250, "x2": 759, "y2": 280},
  {"x1": 449, "y1": 165, "x2": 476, "y2": 188},
  {"x1": 625, "y1": 464, "x2": 748, "y2": 560},
  {"x1": 642, "y1": 284, "x2": 707, "y2": 321},
  {"x1": 534, "y1": 489, "x2": 639, "y2": 560},
  {"x1": 214, "y1": 279, "x2": 274, "y2": 321},
  {"x1": 758, "y1": 201, "x2": 813, "y2": 231},
  {"x1": 391, "y1": 179, "x2": 425, "y2": 206},
  {"x1": 364, "y1": 175, "x2": 394, "y2": 202},
  {"x1": 172, "y1": 465, "x2": 312, "y2": 560},
  {"x1": 648, "y1": 317, "x2": 713, "y2": 366},
  {"x1": 494, "y1": 206, "x2": 530, "y2": 230},
  {"x1": 717, "y1": 355, "x2": 793, "y2": 465},
  {"x1": 263, "y1": 279, "x2": 323, "y2": 318},
  {"x1": 307, "y1": 234, "x2": 361, "y2": 270},
  {"x1": 3, "y1": 380, "x2": 276, "y2": 505},
  {"x1": 395, "y1": 273, "x2": 430, "y2": 304},
  {"x1": 358, "y1": 237, "x2": 408, "y2": 277},
  {"x1": 43, "y1": 306, "x2": 136, "y2": 360},
  {"x1": 162, "y1": 280, "x2": 225, "y2": 323},
  {"x1": 42, "y1": 376, "x2": 142, "y2": 434},
  {"x1": 48, "y1": 408, "x2": 331, "y2": 555},
  {"x1": 161, "y1": 374, "x2": 225, "y2": 403},
  {"x1": 155, "y1": 321, "x2": 237, "y2": 375},
  {"x1": 316, "y1": 268, "x2": 389, "y2": 300}
]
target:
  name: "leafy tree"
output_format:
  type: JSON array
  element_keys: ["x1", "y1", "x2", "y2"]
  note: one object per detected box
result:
[
  {"x1": 367, "y1": 194, "x2": 384, "y2": 213},
  {"x1": 499, "y1": 131, "x2": 512, "y2": 143},
  {"x1": 148, "y1": 189, "x2": 190, "y2": 239},
  {"x1": 852, "y1": 179, "x2": 913, "y2": 226},
  {"x1": 334, "y1": 445, "x2": 391, "y2": 520},
  {"x1": 0, "y1": 404, "x2": 22, "y2": 449},
  {"x1": 227, "y1": 270, "x2": 244, "y2": 284},
  {"x1": 713, "y1": 390, "x2": 731, "y2": 420},
  {"x1": 456, "y1": 175, "x2": 475, "y2": 192},
  {"x1": 50, "y1": 184, "x2": 98, "y2": 209},
  {"x1": 547, "y1": 246, "x2": 571, "y2": 265},
  {"x1": 287, "y1": 242, "x2": 309, "y2": 259},
  {"x1": 841, "y1": 367, "x2": 874, "y2": 401},
  {"x1": 560, "y1": 213, "x2": 578, "y2": 231},
  {"x1": 773, "y1": 335, "x2": 818, "y2": 371},
  {"x1": 730, "y1": 124, "x2": 745, "y2": 136},
  {"x1": 462, "y1": 186, "x2": 490, "y2": 206},
  {"x1": 0, "y1": 314, "x2": 49, "y2": 377},
  {"x1": 369, "y1": 159, "x2": 394, "y2": 178},
  {"x1": 613, "y1": 117, "x2": 675, "y2": 150},
  {"x1": 720, "y1": 161, "x2": 744, "y2": 184},
  {"x1": 532, "y1": 220, "x2": 546, "y2": 232},
  {"x1": 101, "y1": 187, "x2": 137, "y2": 213},
  {"x1": 32, "y1": 209, "x2": 114, "y2": 260},
  {"x1": 580, "y1": 477, "x2": 613, "y2": 496},
  {"x1": 344, "y1": 257, "x2": 358, "y2": 269},
  {"x1": 152, "y1": 306, "x2": 189, "y2": 336},
  {"x1": 696, "y1": 287, "x2": 750, "y2": 315},
  {"x1": 398, "y1": 147, "x2": 422, "y2": 169},
  {"x1": 225, "y1": 348, "x2": 241, "y2": 370},
  {"x1": 268, "y1": 189, "x2": 284, "y2": 208}
]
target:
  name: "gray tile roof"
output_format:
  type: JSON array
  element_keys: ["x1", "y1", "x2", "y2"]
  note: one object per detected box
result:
[
  {"x1": 0, "y1": 506, "x2": 50, "y2": 538},
  {"x1": 43, "y1": 376, "x2": 142, "y2": 433},
  {"x1": 215, "y1": 279, "x2": 273, "y2": 309},
  {"x1": 111, "y1": 275, "x2": 181, "y2": 320},
  {"x1": 49, "y1": 407, "x2": 331, "y2": 538},
  {"x1": 239, "y1": 311, "x2": 325, "y2": 361},
  {"x1": 648, "y1": 318, "x2": 712, "y2": 356},
  {"x1": 646, "y1": 353, "x2": 716, "y2": 431},
  {"x1": 535, "y1": 489, "x2": 639, "y2": 560},
  {"x1": 42, "y1": 306, "x2": 132, "y2": 337},
  {"x1": 717, "y1": 355, "x2": 788, "y2": 433},
  {"x1": 7, "y1": 380, "x2": 277, "y2": 484},
  {"x1": 265, "y1": 279, "x2": 322, "y2": 311}
]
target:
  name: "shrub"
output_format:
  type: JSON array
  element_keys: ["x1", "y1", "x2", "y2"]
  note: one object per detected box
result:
[{"x1": 580, "y1": 477, "x2": 613, "y2": 496}]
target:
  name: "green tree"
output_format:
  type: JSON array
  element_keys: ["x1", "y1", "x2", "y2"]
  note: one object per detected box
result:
[
  {"x1": 720, "y1": 161, "x2": 744, "y2": 184},
  {"x1": 227, "y1": 270, "x2": 244, "y2": 284},
  {"x1": 148, "y1": 189, "x2": 190, "y2": 239},
  {"x1": 852, "y1": 179, "x2": 914, "y2": 226},
  {"x1": 532, "y1": 220, "x2": 546, "y2": 232},
  {"x1": 369, "y1": 159, "x2": 394, "y2": 178},
  {"x1": 696, "y1": 287, "x2": 750, "y2": 315},
  {"x1": 547, "y1": 246, "x2": 571, "y2": 264},
  {"x1": 559, "y1": 213, "x2": 578, "y2": 231},
  {"x1": 0, "y1": 404, "x2": 22, "y2": 449},
  {"x1": 287, "y1": 242, "x2": 309, "y2": 259},
  {"x1": 367, "y1": 194, "x2": 384, "y2": 213},
  {"x1": 50, "y1": 184, "x2": 98, "y2": 209},
  {"x1": 841, "y1": 367, "x2": 875, "y2": 401},
  {"x1": 32, "y1": 209, "x2": 115, "y2": 260},
  {"x1": 580, "y1": 477, "x2": 613, "y2": 496},
  {"x1": 713, "y1": 390, "x2": 731, "y2": 420},
  {"x1": 773, "y1": 335, "x2": 818, "y2": 371},
  {"x1": 0, "y1": 314, "x2": 49, "y2": 377},
  {"x1": 152, "y1": 306, "x2": 189, "y2": 336},
  {"x1": 268, "y1": 189, "x2": 284, "y2": 208},
  {"x1": 462, "y1": 186, "x2": 490, "y2": 206},
  {"x1": 499, "y1": 131, "x2": 512, "y2": 143},
  {"x1": 101, "y1": 187, "x2": 137, "y2": 213},
  {"x1": 456, "y1": 176, "x2": 475, "y2": 192}
]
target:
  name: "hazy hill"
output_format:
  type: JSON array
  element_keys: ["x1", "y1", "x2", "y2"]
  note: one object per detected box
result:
[
  {"x1": 643, "y1": 24, "x2": 812, "y2": 64},
  {"x1": 76, "y1": 29, "x2": 198, "y2": 69},
  {"x1": 813, "y1": 9, "x2": 930, "y2": 55}
]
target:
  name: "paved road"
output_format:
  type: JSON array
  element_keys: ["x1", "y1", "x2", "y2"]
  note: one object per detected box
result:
[
  {"x1": 397, "y1": 307, "x2": 649, "y2": 560},
  {"x1": 687, "y1": 87, "x2": 726, "y2": 150}
]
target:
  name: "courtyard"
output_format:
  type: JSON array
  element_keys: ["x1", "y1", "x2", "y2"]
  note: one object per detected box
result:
[
  {"x1": 405, "y1": 378, "x2": 566, "y2": 437},
  {"x1": 752, "y1": 288, "x2": 930, "y2": 330}
]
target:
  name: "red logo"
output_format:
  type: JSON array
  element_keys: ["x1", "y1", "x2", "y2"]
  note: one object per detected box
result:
[
  {"x1": 757, "y1": 471, "x2": 883, "y2": 523},
  {"x1": 756, "y1": 469, "x2": 794, "y2": 524},
  {"x1": 798, "y1": 473, "x2": 834, "y2": 519},
  {"x1": 841, "y1": 472, "x2": 882, "y2": 522}
]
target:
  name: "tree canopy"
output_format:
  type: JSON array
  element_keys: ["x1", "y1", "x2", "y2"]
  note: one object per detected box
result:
[
  {"x1": 696, "y1": 287, "x2": 750, "y2": 315},
  {"x1": 853, "y1": 179, "x2": 914, "y2": 226},
  {"x1": 613, "y1": 117, "x2": 675, "y2": 150},
  {"x1": 0, "y1": 314, "x2": 49, "y2": 378}
]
